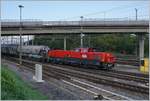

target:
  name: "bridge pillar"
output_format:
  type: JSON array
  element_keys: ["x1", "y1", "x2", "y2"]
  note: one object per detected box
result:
[
  {"x1": 80, "y1": 33, "x2": 84, "y2": 47},
  {"x1": 64, "y1": 37, "x2": 66, "y2": 50},
  {"x1": 31, "y1": 37, "x2": 34, "y2": 45},
  {"x1": 32, "y1": 35, "x2": 34, "y2": 45},
  {"x1": 139, "y1": 34, "x2": 145, "y2": 65},
  {"x1": 88, "y1": 35, "x2": 91, "y2": 47}
]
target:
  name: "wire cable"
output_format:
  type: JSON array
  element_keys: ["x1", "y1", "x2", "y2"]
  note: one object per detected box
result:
[{"x1": 61, "y1": 4, "x2": 148, "y2": 21}]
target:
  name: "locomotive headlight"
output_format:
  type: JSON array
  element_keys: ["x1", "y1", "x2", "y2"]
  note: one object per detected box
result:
[
  {"x1": 82, "y1": 54, "x2": 87, "y2": 58},
  {"x1": 102, "y1": 58, "x2": 104, "y2": 62}
]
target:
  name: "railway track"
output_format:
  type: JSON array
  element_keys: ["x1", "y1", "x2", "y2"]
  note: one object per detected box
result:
[
  {"x1": 3, "y1": 58, "x2": 133, "y2": 100},
  {"x1": 3, "y1": 56, "x2": 149, "y2": 94},
  {"x1": 43, "y1": 65, "x2": 149, "y2": 94},
  {"x1": 116, "y1": 58, "x2": 139, "y2": 66},
  {"x1": 4, "y1": 56, "x2": 148, "y2": 84},
  {"x1": 51, "y1": 63, "x2": 148, "y2": 84},
  {"x1": 110, "y1": 69, "x2": 149, "y2": 78},
  {"x1": 26, "y1": 69, "x2": 132, "y2": 100}
]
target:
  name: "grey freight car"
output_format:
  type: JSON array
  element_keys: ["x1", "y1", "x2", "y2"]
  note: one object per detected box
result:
[
  {"x1": 17, "y1": 45, "x2": 49, "y2": 61},
  {"x1": 2, "y1": 44, "x2": 50, "y2": 61}
]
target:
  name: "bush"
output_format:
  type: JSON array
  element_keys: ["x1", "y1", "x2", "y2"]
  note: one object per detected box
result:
[{"x1": 1, "y1": 65, "x2": 48, "y2": 100}]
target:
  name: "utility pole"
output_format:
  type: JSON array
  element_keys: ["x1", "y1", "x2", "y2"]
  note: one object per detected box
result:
[
  {"x1": 32, "y1": 36, "x2": 34, "y2": 45},
  {"x1": 104, "y1": 12, "x2": 106, "y2": 21},
  {"x1": 135, "y1": 8, "x2": 138, "y2": 56},
  {"x1": 135, "y1": 8, "x2": 138, "y2": 21},
  {"x1": 88, "y1": 35, "x2": 91, "y2": 47},
  {"x1": 64, "y1": 37, "x2": 66, "y2": 50},
  {"x1": 19, "y1": 5, "x2": 24, "y2": 65},
  {"x1": 80, "y1": 16, "x2": 84, "y2": 48}
]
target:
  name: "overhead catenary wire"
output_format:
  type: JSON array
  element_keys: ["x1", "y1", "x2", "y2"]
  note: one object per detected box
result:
[{"x1": 60, "y1": 4, "x2": 148, "y2": 21}]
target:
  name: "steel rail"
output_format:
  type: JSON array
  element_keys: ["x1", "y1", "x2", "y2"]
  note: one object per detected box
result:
[{"x1": 3, "y1": 56, "x2": 149, "y2": 94}]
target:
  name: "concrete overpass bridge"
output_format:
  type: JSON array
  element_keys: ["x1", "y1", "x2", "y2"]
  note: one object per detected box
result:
[
  {"x1": 1, "y1": 20, "x2": 149, "y2": 64},
  {"x1": 1, "y1": 20, "x2": 149, "y2": 35}
]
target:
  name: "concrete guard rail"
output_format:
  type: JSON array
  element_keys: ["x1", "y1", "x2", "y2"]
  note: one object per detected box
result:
[{"x1": 1, "y1": 20, "x2": 149, "y2": 27}]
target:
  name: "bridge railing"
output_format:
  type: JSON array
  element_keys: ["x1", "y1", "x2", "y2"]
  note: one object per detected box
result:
[{"x1": 1, "y1": 20, "x2": 149, "y2": 27}]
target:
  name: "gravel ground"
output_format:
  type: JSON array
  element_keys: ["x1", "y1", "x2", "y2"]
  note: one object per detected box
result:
[
  {"x1": 2, "y1": 59, "x2": 149, "y2": 100},
  {"x1": 71, "y1": 77, "x2": 149, "y2": 100},
  {"x1": 115, "y1": 64, "x2": 143, "y2": 74},
  {"x1": 1, "y1": 59, "x2": 94, "y2": 100}
]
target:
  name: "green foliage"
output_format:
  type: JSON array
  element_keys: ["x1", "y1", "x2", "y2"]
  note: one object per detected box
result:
[
  {"x1": 1, "y1": 65, "x2": 48, "y2": 100},
  {"x1": 33, "y1": 34, "x2": 149, "y2": 56},
  {"x1": 144, "y1": 35, "x2": 149, "y2": 57}
]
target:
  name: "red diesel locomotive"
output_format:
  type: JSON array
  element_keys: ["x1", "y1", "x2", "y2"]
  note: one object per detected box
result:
[{"x1": 48, "y1": 48, "x2": 116, "y2": 69}]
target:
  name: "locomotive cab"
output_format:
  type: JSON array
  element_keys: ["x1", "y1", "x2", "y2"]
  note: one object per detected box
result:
[
  {"x1": 74, "y1": 48, "x2": 115, "y2": 70},
  {"x1": 74, "y1": 48, "x2": 96, "y2": 53}
]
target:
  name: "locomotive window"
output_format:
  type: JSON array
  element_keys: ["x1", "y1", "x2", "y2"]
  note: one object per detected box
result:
[
  {"x1": 88, "y1": 48, "x2": 94, "y2": 52},
  {"x1": 92, "y1": 48, "x2": 100, "y2": 52},
  {"x1": 93, "y1": 49, "x2": 96, "y2": 52},
  {"x1": 75, "y1": 48, "x2": 80, "y2": 52},
  {"x1": 83, "y1": 49, "x2": 88, "y2": 52}
]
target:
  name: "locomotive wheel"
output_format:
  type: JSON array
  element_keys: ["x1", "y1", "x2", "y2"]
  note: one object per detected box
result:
[
  {"x1": 106, "y1": 63, "x2": 114, "y2": 70},
  {"x1": 99, "y1": 63, "x2": 113, "y2": 70}
]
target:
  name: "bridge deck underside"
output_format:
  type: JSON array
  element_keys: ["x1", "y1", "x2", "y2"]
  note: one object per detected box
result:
[{"x1": 1, "y1": 26, "x2": 148, "y2": 36}]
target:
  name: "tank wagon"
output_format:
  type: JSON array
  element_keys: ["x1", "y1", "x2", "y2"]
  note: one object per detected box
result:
[
  {"x1": 1, "y1": 44, "x2": 49, "y2": 61},
  {"x1": 1, "y1": 44, "x2": 18, "y2": 56},
  {"x1": 18, "y1": 45, "x2": 49, "y2": 61},
  {"x1": 48, "y1": 48, "x2": 116, "y2": 69}
]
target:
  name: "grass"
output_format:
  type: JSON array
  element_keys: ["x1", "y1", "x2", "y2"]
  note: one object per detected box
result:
[{"x1": 1, "y1": 64, "x2": 48, "y2": 100}]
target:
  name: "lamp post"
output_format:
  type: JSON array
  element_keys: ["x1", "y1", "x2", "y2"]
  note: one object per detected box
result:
[
  {"x1": 19, "y1": 5, "x2": 24, "y2": 65},
  {"x1": 104, "y1": 12, "x2": 106, "y2": 21},
  {"x1": 135, "y1": 8, "x2": 138, "y2": 21},
  {"x1": 80, "y1": 16, "x2": 84, "y2": 48},
  {"x1": 135, "y1": 8, "x2": 138, "y2": 56}
]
